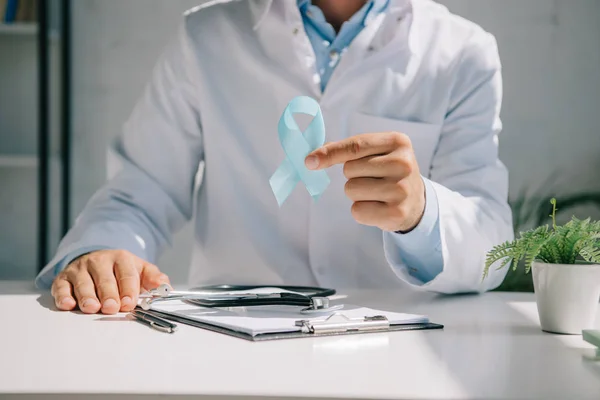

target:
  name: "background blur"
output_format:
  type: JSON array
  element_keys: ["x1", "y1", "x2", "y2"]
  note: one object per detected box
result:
[{"x1": 1, "y1": 0, "x2": 599, "y2": 290}]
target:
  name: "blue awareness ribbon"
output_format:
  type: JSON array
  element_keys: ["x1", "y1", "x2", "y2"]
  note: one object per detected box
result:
[{"x1": 269, "y1": 96, "x2": 330, "y2": 206}]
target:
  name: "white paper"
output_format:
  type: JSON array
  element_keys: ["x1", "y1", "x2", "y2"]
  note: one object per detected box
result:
[{"x1": 150, "y1": 301, "x2": 428, "y2": 336}]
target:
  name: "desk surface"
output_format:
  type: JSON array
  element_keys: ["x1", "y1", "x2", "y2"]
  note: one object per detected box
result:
[{"x1": 1, "y1": 281, "x2": 599, "y2": 400}]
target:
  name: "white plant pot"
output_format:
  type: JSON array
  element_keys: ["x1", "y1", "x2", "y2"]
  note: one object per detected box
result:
[{"x1": 532, "y1": 261, "x2": 600, "y2": 334}]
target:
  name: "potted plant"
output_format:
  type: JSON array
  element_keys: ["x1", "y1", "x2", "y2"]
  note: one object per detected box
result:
[
  {"x1": 496, "y1": 186, "x2": 600, "y2": 293},
  {"x1": 511, "y1": 190, "x2": 600, "y2": 234},
  {"x1": 484, "y1": 199, "x2": 600, "y2": 334}
]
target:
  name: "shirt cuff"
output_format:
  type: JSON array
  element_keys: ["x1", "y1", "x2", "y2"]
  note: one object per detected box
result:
[
  {"x1": 383, "y1": 177, "x2": 443, "y2": 284},
  {"x1": 394, "y1": 176, "x2": 440, "y2": 245}
]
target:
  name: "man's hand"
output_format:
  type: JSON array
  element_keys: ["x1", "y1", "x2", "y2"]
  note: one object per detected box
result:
[
  {"x1": 305, "y1": 132, "x2": 426, "y2": 232},
  {"x1": 51, "y1": 250, "x2": 170, "y2": 315}
]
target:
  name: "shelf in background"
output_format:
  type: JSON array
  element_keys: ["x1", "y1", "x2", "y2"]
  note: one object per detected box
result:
[
  {"x1": 0, "y1": 155, "x2": 38, "y2": 168},
  {"x1": 0, "y1": 23, "x2": 59, "y2": 40},
  {"x1": 0, "y1": 23, "x2": 37, "y2": 35}
]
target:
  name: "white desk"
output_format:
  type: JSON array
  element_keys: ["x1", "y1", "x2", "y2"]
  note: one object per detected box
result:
[{"x1": 1, "y1": 281, "x2": 599, "y2": 400}]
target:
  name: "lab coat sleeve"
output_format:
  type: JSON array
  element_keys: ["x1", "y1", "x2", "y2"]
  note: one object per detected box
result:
[
  {"x1": 383, "y1": 30, "x2": 513, "y2": 294},
  {"x1": 35, "y1": 21, "x2": 204, "y2": 289}
]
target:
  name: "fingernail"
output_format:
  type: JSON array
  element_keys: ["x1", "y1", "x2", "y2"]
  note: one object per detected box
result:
[
  {"x1": 82, "y1": 298, "x2": 99, "y2": 309},
  {"x1": 103, "y1": 298, "x2": 118, "y2": 310},
  {"x1": 121, "y1": 296, "x2": 132, "y2": 307},
  {"x1": 305, "y1": 155, "x2": 319, "y2": 170},
  {"x1": 160, "y1": 274, "x2": 169, "y2": 282},
  {"x1": 59, "y1": 297, "x2": 74, "y2": 307}
]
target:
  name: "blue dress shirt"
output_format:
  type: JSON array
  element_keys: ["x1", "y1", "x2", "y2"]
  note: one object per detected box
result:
[
  {"x1": 297, "y1": 0, "x2": 389, "y2": 90},
  {"x1": 298, "y1": 0, "x2": 443, "y2": 283}
]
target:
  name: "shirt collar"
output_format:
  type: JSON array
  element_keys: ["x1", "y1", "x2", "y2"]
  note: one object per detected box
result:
[
  {"x1": 250, "y1": 0, "x2": 414, "y2": 50},
  {"x1": 297, "y1": 0, "x2": 389, "y2": 27},
  {"x1": 192, "y1": 0, "x2": 416, "y2": 55}
]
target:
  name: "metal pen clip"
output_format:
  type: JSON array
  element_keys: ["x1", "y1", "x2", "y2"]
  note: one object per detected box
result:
[{"x1": 129, "y1": 309, "x2": 178, "y2": 334}]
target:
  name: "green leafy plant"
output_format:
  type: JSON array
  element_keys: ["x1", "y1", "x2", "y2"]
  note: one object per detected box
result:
[
  {"x1": 484, "y1": 199, "x2": 600, "y2": 279},
  {"x1": 495, "y1": 190, "x2": 600, "y2": 292}
]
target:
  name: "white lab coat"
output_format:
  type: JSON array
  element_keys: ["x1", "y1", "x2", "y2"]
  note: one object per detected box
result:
[{"x1": 37, "y1": 0, "x2": 513, "y2": 293}]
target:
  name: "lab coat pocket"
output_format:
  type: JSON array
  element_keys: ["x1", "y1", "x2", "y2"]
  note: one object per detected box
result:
[{"x1": 348, "y1": 112, "x2": 442, "y2": 175}]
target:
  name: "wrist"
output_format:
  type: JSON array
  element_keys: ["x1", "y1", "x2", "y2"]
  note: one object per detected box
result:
[{"x1": 395, "y1": 177, "x2": 426, "y2": 234}]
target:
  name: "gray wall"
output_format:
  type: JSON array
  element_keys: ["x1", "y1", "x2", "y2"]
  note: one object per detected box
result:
[
  {"x1": 0, "y1": 0, "x2": 63, "y2": 281},
  {"x1": 69, "y1": 0, "x2": 600, "y2": 284},
  {"x1": 0, "y1": 34, "x2": 39, "y2": 280}
]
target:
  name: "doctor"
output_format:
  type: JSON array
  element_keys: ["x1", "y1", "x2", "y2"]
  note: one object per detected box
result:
[{"x1": 38, "y1": 0, "x2": 513, "y2": 315}]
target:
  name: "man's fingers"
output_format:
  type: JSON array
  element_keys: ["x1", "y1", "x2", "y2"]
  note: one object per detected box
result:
[
  {"x1": 51, "y1": 276, "x2": 76, "y2": 311},
  {"x1": 306, "y1": 132, "x2": 409, "y2": 170},
  {"x1": 342, "y1": 152, "x2": 413, "y2": 180},
  {"x1": 141, "y1": 262, "x2": 170, "y2": 292},
  {"x1": 68, "y1": 269, "x2": 101, "y2": 314},
  {"x1": 88, "y1": 258, "x2": 121, "y2": 315},
  {"x1": 345, "y1": 177, "x2": 408, "y2": 203},
  {"x1": 51, "y1": 250, "x2": 166, "y2": 314},
  {"x1": 350, "y1": 201, "x2": 391, "y2": 228},
  {"x1": 114, "y1": 253, "x2": 140, "y2": 312}
]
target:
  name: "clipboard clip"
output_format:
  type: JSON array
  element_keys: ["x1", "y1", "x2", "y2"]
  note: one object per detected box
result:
[{"x1": 295, "y1": 313, "x2": 390, "y2": 334}]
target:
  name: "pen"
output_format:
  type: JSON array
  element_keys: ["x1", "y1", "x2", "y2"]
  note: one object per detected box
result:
[{"x1": 129, "y1": 309, "x2": 178, "y2": 333}]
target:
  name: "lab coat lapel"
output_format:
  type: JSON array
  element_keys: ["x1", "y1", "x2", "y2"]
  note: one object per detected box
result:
[
  {"x1": 251, "y1": 0, "x2": 321, "y2": 98},
  {"x1": 328, "y1": 12, "x2": 387, "y2": 86},
  {"x1": 323, "y1": 0, "x2": 415, "y2": 98}
]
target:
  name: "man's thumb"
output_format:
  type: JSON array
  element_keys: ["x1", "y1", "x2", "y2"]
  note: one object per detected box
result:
[{"x1": 141, "y1": 263, "x2": 170, "y2": 291}]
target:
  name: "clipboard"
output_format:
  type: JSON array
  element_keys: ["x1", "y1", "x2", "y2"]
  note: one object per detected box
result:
[{"x1": 143, "y1": 305, "x2": 444, "y2": 341}]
